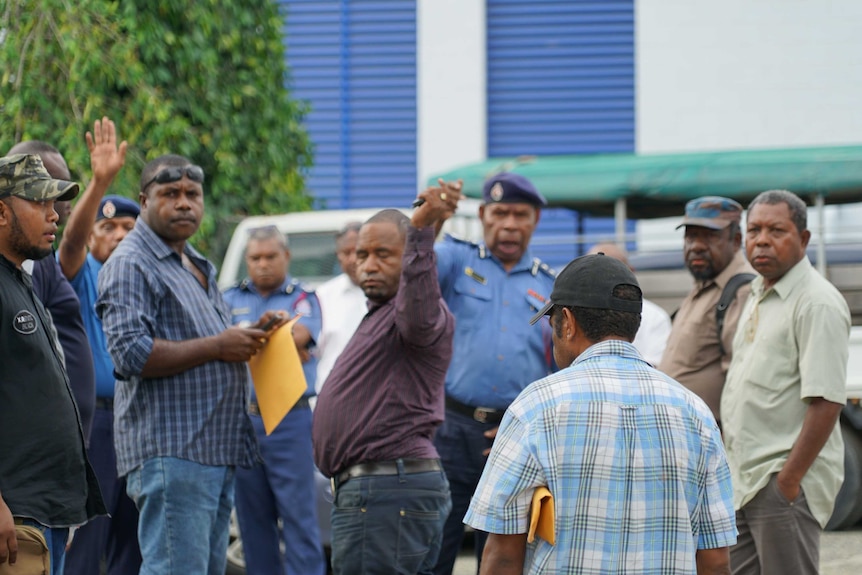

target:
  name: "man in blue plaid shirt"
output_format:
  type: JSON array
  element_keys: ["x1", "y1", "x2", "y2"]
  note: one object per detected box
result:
[
  {"x1": 97, "y1": 154, "x2": 284, "y2": 575},
  {"x1": 465, "y1": 254, "x2": 736, "y2": 574}
]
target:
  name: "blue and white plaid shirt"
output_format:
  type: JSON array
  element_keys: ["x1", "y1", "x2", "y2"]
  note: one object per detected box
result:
[
  {"x1": 97, "y1": 219, "x2": 257, "y2": 477},
  {"x1": 465, "y1": 341, "x2": 736, "y2": 574}
]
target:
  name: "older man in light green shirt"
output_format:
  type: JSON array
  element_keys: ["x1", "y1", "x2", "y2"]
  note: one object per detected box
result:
[{"x1": 722, "y1": 190, "x2": 850, "y2": 575}]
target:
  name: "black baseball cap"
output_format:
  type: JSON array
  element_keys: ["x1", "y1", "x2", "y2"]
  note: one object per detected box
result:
[{"x1": 529, "y1": 254, "x2": 643, "y2": 325}]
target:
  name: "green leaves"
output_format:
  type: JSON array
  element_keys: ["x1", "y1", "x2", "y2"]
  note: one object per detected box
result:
[{"x1": 0, "y1": 0, "x2": 313, "y2": 261}]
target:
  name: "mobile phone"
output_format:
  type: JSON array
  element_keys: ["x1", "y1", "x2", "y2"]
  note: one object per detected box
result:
[{"x1": 259, "y1": 315, "x2": 281, "y2": 331}]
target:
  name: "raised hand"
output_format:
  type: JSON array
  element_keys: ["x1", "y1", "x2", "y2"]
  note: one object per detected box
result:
[
  {"x1": 86, "y1": 116, "x2": 128, "y2": 186},
  {"x1": 411, "y1": 178, "x2": 463, "y2": 230}
]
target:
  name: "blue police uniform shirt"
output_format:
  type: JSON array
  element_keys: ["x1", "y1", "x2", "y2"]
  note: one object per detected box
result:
[
  {"x1": 223, "y1": 276, "x2": 321, "y2": 398},
  {"x1": 69, "y1": 252, "x2": 116, "y2": 398},
  {"x1": 436, "y1": 235, "x2": 556, "y2": 409}
]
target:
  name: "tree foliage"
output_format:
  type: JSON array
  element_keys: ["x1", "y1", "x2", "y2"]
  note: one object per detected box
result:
[{"x1": 0, "y1": 0, "x2": 312, "y2": 259}]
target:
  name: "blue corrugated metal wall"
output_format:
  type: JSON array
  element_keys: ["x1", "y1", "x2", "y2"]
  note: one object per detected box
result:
[
  {"x1": 279, "y1": 1, "x2": 417, "y2": 209},
  {"x1": 486, "y1": 0, "x2": 636, "y2": 269}
]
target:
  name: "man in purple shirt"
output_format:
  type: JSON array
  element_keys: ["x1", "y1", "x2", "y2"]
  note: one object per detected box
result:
[{"x1": 313, "y1": 186, "x2": 458, "y2": 575}]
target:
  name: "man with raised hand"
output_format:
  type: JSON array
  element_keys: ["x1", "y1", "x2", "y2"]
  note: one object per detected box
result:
[{"x1": 57, "y1": 117, "x2": 142, "y2": 575}]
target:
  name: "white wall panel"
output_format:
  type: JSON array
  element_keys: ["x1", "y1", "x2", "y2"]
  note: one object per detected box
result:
[
  {"x1": 417, "y1": 0, "x2": 486, "y2": 188},
  {"x1": 637, "y1": 0, "x2": 862, "y2": 153}
]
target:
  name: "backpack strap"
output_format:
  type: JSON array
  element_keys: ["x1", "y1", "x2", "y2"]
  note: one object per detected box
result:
[{"x1": 716, "y1": 273, "x2": 756, "y2": 356}]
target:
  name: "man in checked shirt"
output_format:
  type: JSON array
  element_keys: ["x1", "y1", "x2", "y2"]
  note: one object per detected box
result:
[
  {"x1": 97, "y1": 153, "x2": 281, "y2": 575},
  {"x1": 466, "y1": 253, "x2": 737, "y2": 575}
]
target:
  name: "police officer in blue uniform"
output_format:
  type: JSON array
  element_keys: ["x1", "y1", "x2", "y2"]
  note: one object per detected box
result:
[
  {"x1": 433, "y1": 173, "x2": 556, "y2": 574},
  {"x1": 222, "y1": 225, "x2": 327, "y2": 575}
]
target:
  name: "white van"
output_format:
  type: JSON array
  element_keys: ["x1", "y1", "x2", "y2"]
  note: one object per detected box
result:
[{"x1": 218, "y1": 200, "x2": 483, "y2": 290}]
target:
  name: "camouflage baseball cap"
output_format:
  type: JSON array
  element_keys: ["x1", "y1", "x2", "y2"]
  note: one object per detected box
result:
[
  {"x1": 676, "y1": 196, "x2": 743, "y2": 230},
  {"x1": 0, "y1": 154, "x2": 80, "y2": 202}
]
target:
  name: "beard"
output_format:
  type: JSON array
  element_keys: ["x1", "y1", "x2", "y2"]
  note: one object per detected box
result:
[
  {"x1": 8, "y1": 207, "x2": 52, "y2": 261},
  {"x1": 686, "y1": 264, "x2": 717, "y2": 281}
]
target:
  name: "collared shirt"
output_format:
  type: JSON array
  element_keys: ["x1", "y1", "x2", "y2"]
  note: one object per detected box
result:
[
  {"x1": 314, "y1": 272, "x2": 367, "y2": 394},
  {"x1": 69, "y1": 253, "x2": 117, "y2": 398},
  {"x1": 633, "y1": 298, "x2": 672, "y2": 365},
  {"x1": 29, "y1": 254, "x2": 97, "y2": 443},
  {"x1": 465, "y1": 341, "x2": 736, "y2": 575},
  {"x1": 312, "y1": 226, "x2": 454, "y2": 478},
  {"x1": 0, "y1": 255, "x2": 105, "y2": 527},
  {"x1": 223, "y1": 275, "x2": 321, "y2": 397},
  {"x1": 436, "y1": 236, "x2": 555, "y2": 409},
  {"x1": 96, "y1": 219, "x2": 257, "y2": 477},
  {"x1": 659, "y1": 250, "x2": 754, "y2": 420},
  {"x1": 722, "y1": 257, "x2": 850, "y2": 527}
]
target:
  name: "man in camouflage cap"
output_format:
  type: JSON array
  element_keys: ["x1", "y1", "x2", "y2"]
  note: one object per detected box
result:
[
  {"x1": 659, "y1": 196, "x2": 755, "y2": 426},
  {"x1": 0, "y1": 153, "x2": 105, "y2": 574},
  {"x1": 0, "y1": 154, "x2": 79, "y2": 265},
  {"x1": 0, "y1": 153, "x2": 79, "y2": 203}
]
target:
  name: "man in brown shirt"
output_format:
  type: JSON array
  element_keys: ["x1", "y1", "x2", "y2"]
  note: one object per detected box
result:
[
  {"x1": 313, "y1": 184, "x2": 459, "y2": 575},
  {"x1": 659, "y1": 196, "x2": 755, "y2": 423}
]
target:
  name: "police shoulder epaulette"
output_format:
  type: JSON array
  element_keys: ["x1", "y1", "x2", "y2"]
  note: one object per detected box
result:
[
  {"x1": 442, "y1": 233, "x2": 485, "y2": 258},
  {"x1": 444, "y1": 233, "x2": 479, "y2": 248},
  {"x1": 284, "y1": 278, "x2": 315, "y2": 295},
  {"x1": 531, "y1": 258, "x2": 556, "y2": 278},
  {"x1": 237, "y1": 278, "x2": 252, "y2": 291}
]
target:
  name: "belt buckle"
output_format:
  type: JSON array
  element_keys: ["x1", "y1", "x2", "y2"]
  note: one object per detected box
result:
[{"x1": 473, "y1": 407, "x2": 495, "y2": 424}]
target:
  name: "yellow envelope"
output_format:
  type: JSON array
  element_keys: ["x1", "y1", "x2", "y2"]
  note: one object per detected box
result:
[
  {"x1": 248, "y1": 316, "x2": 307, "y2": 435},
  {"x1": 527, "y1": 486, "x2": 555, "y2": 545}
]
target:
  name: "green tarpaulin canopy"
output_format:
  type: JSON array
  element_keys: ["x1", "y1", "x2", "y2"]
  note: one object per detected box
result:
[{"x1": 428, "y1": 145, "x2": 862, "y2": 218}]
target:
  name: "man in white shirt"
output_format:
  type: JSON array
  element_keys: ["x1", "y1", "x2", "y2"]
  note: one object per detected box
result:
[
  {"x1": 315, "y1": 222, "x2": 366, "y2": 393},
  {"x1": 587, "y1": 243, "x2": 671, "y2": 365}
]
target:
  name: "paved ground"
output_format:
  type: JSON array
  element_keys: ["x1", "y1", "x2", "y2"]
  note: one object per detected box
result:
[
  {"x1": 452, "y1": 526, "x2": 862, "y2": 574},
  {"x1": 821, "y1": 526, "x2": 862, "y2": 574}
]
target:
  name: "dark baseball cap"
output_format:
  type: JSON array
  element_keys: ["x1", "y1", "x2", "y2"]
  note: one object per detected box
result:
[
  {"x1": 677, "y1": 196, "x2": 743, "y2": 230},
  {"x1": 0, "y1": 154, "x2": 80, "y2": 202},
  {"x1": 529, "y1": 253, "x2": 642, "y2": 325},
  {"x1": 482, "y1": 172, "x2": 547, "y2": 207},
  {"x1": 97, "y1": 195, "x2": 140, "y2": 221}
]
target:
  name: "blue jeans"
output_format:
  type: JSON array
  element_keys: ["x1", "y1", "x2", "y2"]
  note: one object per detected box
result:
[
  {"x1": 19, "y1": 519, "x2": 68, "y2": 575},
  {"x1": 433, "y1": 409, "x2": 494, "y2": 575},
  {"x1": 235, "y1": 408, "x2": 326, "y2": 575},
  {"x1": 64, "y1": 406, "x2": 141, "y2": 575},
  {"x1": 330, "y1": 462, "x2": 451, "y2": 575},
  {"x1": 125, "y1": 457, "x2": 235, "y2": 575}
]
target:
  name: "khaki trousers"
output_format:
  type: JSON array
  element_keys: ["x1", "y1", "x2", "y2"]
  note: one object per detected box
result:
[{"x1": 731, "y1": 473, "x2": 821, "y2": 575}]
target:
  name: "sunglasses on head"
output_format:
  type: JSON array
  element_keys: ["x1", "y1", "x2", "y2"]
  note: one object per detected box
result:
[{"x1": 143, "y1": 165, "x2": 205, "y2": 191}]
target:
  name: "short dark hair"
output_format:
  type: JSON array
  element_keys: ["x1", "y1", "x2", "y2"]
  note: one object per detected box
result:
[
  {"x1": 7, "y1": 140, "x2": 61, "y2": 156},
  {"x1": 140, "y1": 154, "x2": 193, "y2": 195},
  {"x1": 336, "y1": 221, "x2": 362, "y2": 245},
  {"x1": 748, "y1": 190, "x2": 807, "y2": 233},
  {"x1": 246, "y1": 225, "x2": 288, "y2": 249},
  {"x1": 554, "y1": 284, "x2": 642, "y2": 342},
  {"x1": 364, "y1": 209, "x2": 409, "y2": 240}
]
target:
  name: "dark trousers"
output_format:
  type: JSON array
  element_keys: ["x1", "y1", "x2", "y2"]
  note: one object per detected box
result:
[
  {"x1": 235, "y1": 407, "x2": 326, "y2": 575},
  {"x1": 331, "y1": 465, "x2": 451, "y2": 575},
  {"x1": 731, "y1": 473, "x2": 821, "y2": 575},
  {"x1": 432, "y1": 409, "x2": 495, "y2": 575},
  {"x1": 64, "y1": 406, "x2": 142, "y2": 575}
]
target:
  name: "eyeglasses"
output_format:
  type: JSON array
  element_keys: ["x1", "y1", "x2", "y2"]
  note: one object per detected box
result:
[{"x1": 143, "y1": 165, "x2": 205, "y2": 191}]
